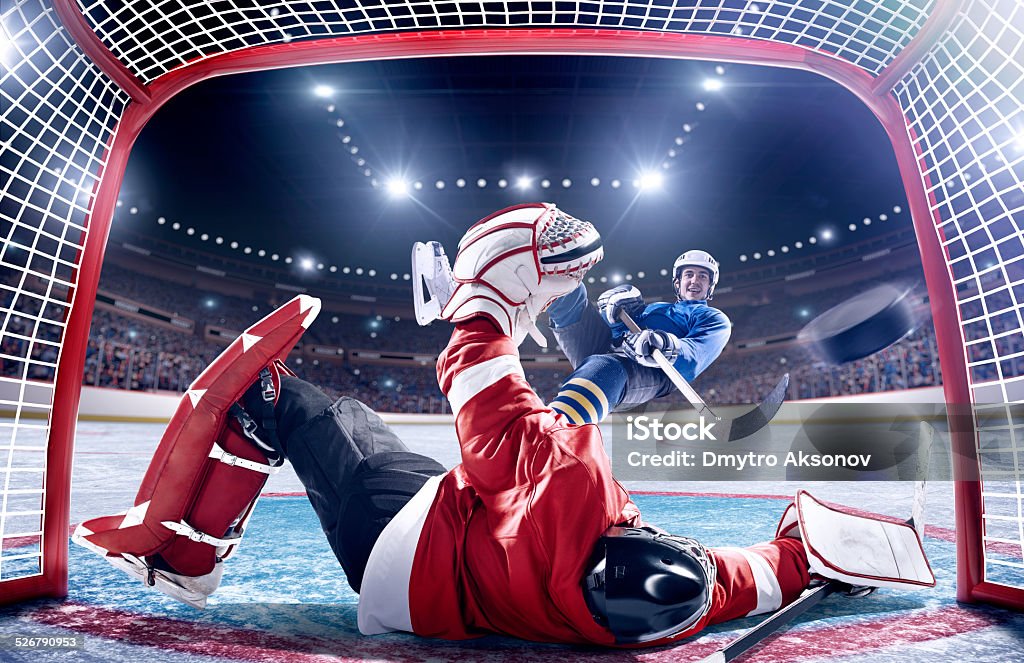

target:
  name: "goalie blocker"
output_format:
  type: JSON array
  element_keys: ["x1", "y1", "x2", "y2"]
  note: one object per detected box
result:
[{"x1": 73, "y1": 295, "x2": 321, "y2": 608}]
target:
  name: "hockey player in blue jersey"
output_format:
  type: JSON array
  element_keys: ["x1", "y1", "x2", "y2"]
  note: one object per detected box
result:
[{"x1": 546, "y1": 250, "x2": 731, "y2": 424}]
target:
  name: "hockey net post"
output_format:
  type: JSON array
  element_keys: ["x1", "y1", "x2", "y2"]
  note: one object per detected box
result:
[{"x1": 1, "y1": 0, "x2": 1022, "y2": 609}]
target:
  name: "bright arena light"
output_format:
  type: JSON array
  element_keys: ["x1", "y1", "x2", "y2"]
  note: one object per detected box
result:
[
  {"x1": 313, "y1": 84, "x2": 334, "y2": 98},
  {"x1": 820, "y1": 229, "x2": 833, "y2": 241},
  {"x1": 702, "y1": 78, "x2": 724, "y2": 92},
  {"x1": 516, "y1": 176, "x2": 532, "y2": 190},
  {"x1": 386, "y1": 177, "x2": 409, "y2": 197},
  {"x1": 638, "y1": 171, "x2": 664, "y2": 190},
  {"x1": 300, "y1": 257, "x2": 314, "y2": 271}
]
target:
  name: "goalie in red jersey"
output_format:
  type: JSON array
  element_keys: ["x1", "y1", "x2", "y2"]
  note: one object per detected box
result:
[{"x1": 80, "y1": 203, "x2": 934, "y2": 647}]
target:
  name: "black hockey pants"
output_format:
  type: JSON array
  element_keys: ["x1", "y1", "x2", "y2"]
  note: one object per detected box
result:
[{"x1": 258, "y1": 376, "x2": 446, "y2": 592}]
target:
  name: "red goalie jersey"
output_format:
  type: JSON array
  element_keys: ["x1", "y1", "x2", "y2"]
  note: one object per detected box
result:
[{"x1": 357, "y1": 320, "x2": 810, "y2": 646}]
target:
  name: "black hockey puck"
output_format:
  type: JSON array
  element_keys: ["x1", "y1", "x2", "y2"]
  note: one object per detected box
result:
[{"x1": 799, "y1": 283, "x2": 917, "y2": 364}]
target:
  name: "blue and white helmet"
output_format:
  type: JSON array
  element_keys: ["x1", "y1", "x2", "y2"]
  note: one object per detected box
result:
[{"x1": 672, "y1": 250, "x2": 720, "y2": 299}]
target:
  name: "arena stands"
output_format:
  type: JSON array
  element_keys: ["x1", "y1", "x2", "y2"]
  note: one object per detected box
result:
[{"x1": 4, "y1": 229, "x2": 992, "y2": 414}]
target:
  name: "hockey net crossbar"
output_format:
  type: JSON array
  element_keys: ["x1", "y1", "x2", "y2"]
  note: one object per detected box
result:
[{"x1": 1, "y1": 0, "x2": 1023, "y2": 610}]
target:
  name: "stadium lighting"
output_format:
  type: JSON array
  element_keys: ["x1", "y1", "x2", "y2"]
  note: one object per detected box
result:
[
  {"x1": 638, "y1": 171, "x2": 664, "y2": 190},
  {"x1": 702, "y1": 78, "x2": 724, "y2": 92},
  {"x1": 313, "y1": 84, "x2": 334, "y2": 98},
  {"x1": 516, "y1": 176, "x2": 532, "y2": 190},
  {"x1": 820, "y1": 229, "x2": 834, "y2": 241},
  {"x1": 386, "y1": 177, "x2": 409, "y2": 197},
  {"x1": 300, "y1": 257, "x2": 314, "y2": 271},
  {"x1": 612, "y1": 273, "x2": 622, "y2": 283}
]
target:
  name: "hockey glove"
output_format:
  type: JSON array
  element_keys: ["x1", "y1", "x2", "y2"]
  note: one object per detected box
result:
[
  {"x1": 622, "y1": 329, "x2": 682, "y2": 368},
  {"x1": 597, "y1": 285, "x2": 645, "y2": 328}
]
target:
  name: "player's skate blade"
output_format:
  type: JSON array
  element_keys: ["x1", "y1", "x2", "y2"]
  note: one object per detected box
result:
[{"x1": 412, "y1": 241, "x2": 455, "y2": 326}]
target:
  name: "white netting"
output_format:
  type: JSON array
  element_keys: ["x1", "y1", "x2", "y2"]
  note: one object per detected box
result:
[
  {"x1": 78, "y1": 0, "x2": 933, "y2": 84},
  {"x1": 0, "y1": 0, "x2": 130, "y2": 584},
  {"x1": 893, "y1": 0, "x2": 1024, "y2": 591}
]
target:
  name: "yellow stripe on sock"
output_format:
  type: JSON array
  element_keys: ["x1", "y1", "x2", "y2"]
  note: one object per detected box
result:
[
  {"x1": 554, "y1": 389, "x2": 600, "y2": 423},
  {"x1": 566, "y1": 377, "x2": 609, "y2": 418},
  {"x1": 550, "y1": 400, "x2": 586, "y2": 425}
]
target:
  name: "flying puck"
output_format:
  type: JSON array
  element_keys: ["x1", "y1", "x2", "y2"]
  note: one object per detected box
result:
[{"x1": 799, "y1": 283, "x2": 917, "y2": 364}]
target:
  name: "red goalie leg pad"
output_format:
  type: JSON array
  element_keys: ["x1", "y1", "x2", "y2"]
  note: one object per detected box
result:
[{"x1": 76, "y1": 295, "x2": 320, "y2": 577}]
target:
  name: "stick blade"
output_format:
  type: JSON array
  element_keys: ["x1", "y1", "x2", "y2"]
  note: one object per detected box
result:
[{"x1": 725, "y1": 373, "x2": 790, "y2": 442}]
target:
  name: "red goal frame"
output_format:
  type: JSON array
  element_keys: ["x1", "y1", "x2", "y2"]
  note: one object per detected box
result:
[{"x1": 2, "y1": 0, "x2": 1017, "y2": 611}]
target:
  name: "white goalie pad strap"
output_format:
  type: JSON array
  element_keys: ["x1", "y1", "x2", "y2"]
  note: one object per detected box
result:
[
  {"x1": 796, "y1": 491, "x2": 935, "y2": 589},
  {"x1": 207, "y1": 442, "x2": 280, "y2": 475},
  {"x1": 161, "y1": 520, "x2": 243, "y2": 548}
]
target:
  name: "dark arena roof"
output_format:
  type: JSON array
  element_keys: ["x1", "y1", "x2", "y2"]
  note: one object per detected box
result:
[{"x1": 111, "y1": 54, "x2": 912, "y2": 294}]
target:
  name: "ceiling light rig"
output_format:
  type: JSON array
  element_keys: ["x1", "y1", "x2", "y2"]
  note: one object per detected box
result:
[
  {"x1": 737, "y1": 205, "x2": 904, "y2": 262},
  {"x1": 120, "y1": 196, "x2": 420, "y2": 281},
  {"x1": 314, "y1": 87, "x2": 704, "y2": 197},
  {"x1": 655, "y1": 65, "x2": 727, "y2": 171}
]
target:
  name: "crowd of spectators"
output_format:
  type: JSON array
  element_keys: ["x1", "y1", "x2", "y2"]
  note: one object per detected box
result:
[{"x1": 5, "y1": 256, "x2": 1022, "y2": 415}]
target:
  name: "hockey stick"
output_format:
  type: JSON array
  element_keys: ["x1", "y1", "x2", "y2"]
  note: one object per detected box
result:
[
  {"x1": 697, "y1": 423, "x2": 936, "y2": 663},
  {"x1": 618, "y1": 310, "x2": 789, "y2": 442}
]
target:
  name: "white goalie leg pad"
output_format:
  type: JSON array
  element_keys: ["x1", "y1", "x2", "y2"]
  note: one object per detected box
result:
[
  {"x1": 73, "y1": 523, "x2": 224, "y2": 609},
  {"x1": 795, "y1": 490, "x2": 935, "y2": 589}
]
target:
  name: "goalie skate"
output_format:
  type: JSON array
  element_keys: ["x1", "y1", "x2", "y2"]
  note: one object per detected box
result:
[{"x1": 412, "y1": 240, "x2": 456, "y2": 326}]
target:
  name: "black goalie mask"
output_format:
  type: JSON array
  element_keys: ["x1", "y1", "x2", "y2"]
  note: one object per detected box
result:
[{"x1": 581, "y1": 526, "x2": 716, "y2": 643}]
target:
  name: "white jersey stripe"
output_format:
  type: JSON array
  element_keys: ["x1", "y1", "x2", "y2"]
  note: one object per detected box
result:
[
  {"x1": 447, "y1": 354, "x2": 525, "y2": 417},
  {"x1": 722, "y1": 546, "x2": 783, "y2": 616}
]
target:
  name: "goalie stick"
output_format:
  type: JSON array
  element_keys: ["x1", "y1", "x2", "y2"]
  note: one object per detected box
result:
[
  {"x1": 696, "y1": 421, "x2": 937, "y2": 663},
  {"x1": 617, "y1": 310, "x2": 789, "y2": 442}
]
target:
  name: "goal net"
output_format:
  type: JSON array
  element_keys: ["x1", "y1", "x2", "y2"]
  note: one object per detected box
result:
[{"x1": 1, "y1": 0, "x2": 1021, "y2": 609}]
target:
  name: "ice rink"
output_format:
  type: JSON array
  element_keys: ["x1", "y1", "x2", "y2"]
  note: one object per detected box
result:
[{"x1": 1, "y1": 417, "x2": 1022, "y2": 662}]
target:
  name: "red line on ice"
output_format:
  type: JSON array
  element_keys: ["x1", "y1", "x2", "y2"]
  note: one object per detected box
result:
[{"x1": 25, "y1": 601, "x2": 1006, "y2": 662}]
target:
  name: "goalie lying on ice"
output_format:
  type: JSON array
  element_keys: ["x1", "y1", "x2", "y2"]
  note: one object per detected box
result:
[{"x1": 74, "y1": 204, "x2": 935, "y2": 646}]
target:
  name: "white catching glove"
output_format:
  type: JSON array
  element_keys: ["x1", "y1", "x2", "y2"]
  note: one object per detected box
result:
[
  {"x1": 622, "y1": 329, "x2": 683, "y2": 367},
  {"x1": 596, "y1": 285, "x2": 645, "y2": 327}
]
